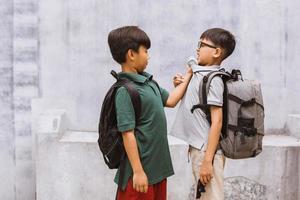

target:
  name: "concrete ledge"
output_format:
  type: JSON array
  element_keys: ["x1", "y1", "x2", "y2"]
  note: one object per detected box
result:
[
  {"x1": 35, "y1": 126, "x2": 300, "y2": 200},
  {"x1": 34, "y1": 133, "x2": 192, "y2": 200},
  {"x1": 59, "y1": 130, "x2": 188, "y2": 144},
  {"x1": 263, "y1": 134, "x2": 300, "y2": 146},
  {"x1": 32, "y1": 105, "x2": 300, "y2": 200},
  {"x1": 59, "y1": 130, "x2": 300, "y2": 146},
  {"x1": 33, "y1": 106, "x2": 192, "y2": 199},
  {"x1": 37, "y1": 109, "x2": 67, "y2": 136},
  {"x1": 59, "y1": 130, "x2": 97, "y2": 143},
  {"x1": 287, "y1": 114, "x2": 300, "y2": 139}
]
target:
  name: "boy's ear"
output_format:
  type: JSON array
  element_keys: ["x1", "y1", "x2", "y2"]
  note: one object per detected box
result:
[
  {"x1": 213, "y1": 48, "x2": 222, "y2": 59},
  {"x1": 126, "y1": 49, "x2": 135, "y2": 61}
]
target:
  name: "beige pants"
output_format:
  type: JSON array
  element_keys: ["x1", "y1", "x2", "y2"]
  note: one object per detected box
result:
[{"x1": 188, "y1": 146, "x2": 225, "y2": 200}]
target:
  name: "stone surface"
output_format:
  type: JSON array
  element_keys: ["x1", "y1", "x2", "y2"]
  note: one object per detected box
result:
[
  {"x1": 224, "y1": 177, "x2": 266, "y2": 200},
  {"x1": 33, "y1": 107, "x2": 193, "y2": 200},
  {"x1": 32, "y1": 101, "x2": 300, "y2": 200}
]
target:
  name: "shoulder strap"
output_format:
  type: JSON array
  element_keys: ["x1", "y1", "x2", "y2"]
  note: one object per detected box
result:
[
  {"x1": 199, "y1": 70, "x2": 231, "y2": 106},
  {"x1": 110, "y1": 71, "x2": 141, "y2": 191},
  {"x1": 111, "y1": 70, "x2": 141, "y2": 122},
  {"x1": 111, "y1": 70, "x2": 119, "y2": 80},
  {"x1": 190, "y1": 70, "x2": 231, "y2": 123},
  {"x1": 118, "y1": 79, "x2": 141, "y2": 123}
]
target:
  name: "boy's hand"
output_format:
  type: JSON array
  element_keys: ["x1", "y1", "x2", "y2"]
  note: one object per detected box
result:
[
  {"x1": 199, "y1": 160, "x2": 213, "y2": 186},
  {"x1": 173, "y1": 73, "x2": 184, "y2": 87},
  {"x1": 172, "y1": 65, "x2": 193, "y2": 87},
  {"x1": 166, "y1": 67, "x2": 193, "y2": 107},
  {"x1": 133, "y1": 170, "x2": 148, "y2": 193}
]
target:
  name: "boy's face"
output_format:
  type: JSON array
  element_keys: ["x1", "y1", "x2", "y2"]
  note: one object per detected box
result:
[
  {"x1": 196, "y1": 38, "x2": 220, "y2": 66},
  {"x1": 132, "y1": 45, "x2": 149, "y2": 73}
]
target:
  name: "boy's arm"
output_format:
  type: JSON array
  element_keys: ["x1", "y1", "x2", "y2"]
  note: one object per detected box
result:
[
  {"x1": 115, "y1": 87, "x2": 148, "y2": 193},
  {"x1": 165, "y1": 70, "x2": 193, "y2": 108},
  {"x1": 199, "y1": 106, "x2": 223, "y2": 186},
  {"x1": 122, "y1": 130, "x2": 148, "y2": 193}
]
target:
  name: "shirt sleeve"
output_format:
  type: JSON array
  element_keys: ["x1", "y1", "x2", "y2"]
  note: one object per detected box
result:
[
  {"x1": 159, "y1": 86, "x2": 169, "y2": 107},
  {"x1": 115, "y1": 87, "x2": 136, "y2": 132},
  {"x1": 207, "y1": 76, "x2": 224, "y2": 107}
]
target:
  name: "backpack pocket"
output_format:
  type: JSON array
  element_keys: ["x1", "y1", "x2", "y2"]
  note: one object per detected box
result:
[
  {"x1": 233, "y1": 117, "x2": 258, "y2": 157},
  {"x1": 234, "y1": 132, "x2": 258, "y2": 153}
]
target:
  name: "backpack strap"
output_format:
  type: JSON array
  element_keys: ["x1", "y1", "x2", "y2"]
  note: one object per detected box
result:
[
  {"x1": 111, "y1": 71, "x2": 142, "y2": 190},
  {"x1": 120, "y1": 80, "x2": 141, "y2": 122},
  {"x1": 191, "y1": 69, "x2": 231, "y2": 124},
  {"x1": 111, "y1": 70, "x2": 119, "y2": 80},
  {"x1": 200, "y1": 70, "x2": 231, "y2": 108},
  {"x1": 111, "y1": 70, "x2": 142, "y2": 122}
]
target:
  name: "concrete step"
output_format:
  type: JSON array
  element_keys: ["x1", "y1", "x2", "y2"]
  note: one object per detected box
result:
[{"x1": 32, "y1": 106, "x2": 300, "y2": 200}]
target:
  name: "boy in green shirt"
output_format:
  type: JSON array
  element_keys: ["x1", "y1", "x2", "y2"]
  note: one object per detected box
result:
[{"x1": 107, "y1": 26, "x2": 192, "y2": 200}]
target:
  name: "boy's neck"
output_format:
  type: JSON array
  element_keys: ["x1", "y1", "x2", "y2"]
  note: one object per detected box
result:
[
  {"x1": 121, "y1": 63, "x2": 138, "y2": 73},
  {"x1": 205, "y1": 60, "x2": 222, "y2": 67}
]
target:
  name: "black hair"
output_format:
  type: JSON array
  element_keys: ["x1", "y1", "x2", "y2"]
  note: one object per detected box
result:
[
  {"x1": 108, "y1": 26, "x2": 151, "y2": 64},
  {"x1": 201, "y1": 28, "x2": 236, "y2": 60}
]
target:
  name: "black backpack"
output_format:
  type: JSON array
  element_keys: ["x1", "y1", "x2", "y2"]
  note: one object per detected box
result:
[{"x1": 98, "y1": 70, "x2": 141, "y2": 186}]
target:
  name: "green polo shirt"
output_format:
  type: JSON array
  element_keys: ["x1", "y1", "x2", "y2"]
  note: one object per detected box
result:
[{"x1": 114, "y1": 71, "x2": 174, "y2": 190}]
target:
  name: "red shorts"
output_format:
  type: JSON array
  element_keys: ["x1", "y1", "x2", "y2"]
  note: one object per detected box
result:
[{"x1": 116, "y1": 178, "x2": 167, "y2": 200}]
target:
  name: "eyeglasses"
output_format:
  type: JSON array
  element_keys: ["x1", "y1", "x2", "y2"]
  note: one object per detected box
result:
[{"x1": 197, "y1": 41, "x2": 217, "y2": 49}]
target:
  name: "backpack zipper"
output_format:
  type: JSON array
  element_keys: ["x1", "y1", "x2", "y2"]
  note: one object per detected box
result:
[{"x1": 105, "y1": 137, "x2": 121, "y2": 158}]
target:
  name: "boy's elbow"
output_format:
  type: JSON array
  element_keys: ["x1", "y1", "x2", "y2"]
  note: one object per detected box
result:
[
  {"x1": 211, "y1": 118, "x2": 223, "y2": 129},
  {"x1": 215, "y1": 118, "x2": 223, "y2": 125},
  {"x1": 121, "y1": 130, "x2": 135, "y2": 139},
  {"x1": 165, "y1": 99, "x2": 176, "y2": 108},
  {"x1": 165, "y1": 102, "x2": 176, "y2": 108}
]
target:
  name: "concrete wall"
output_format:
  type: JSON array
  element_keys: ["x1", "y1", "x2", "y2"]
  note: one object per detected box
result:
[
  {"x1": 1, "y1": 0, "x2": 300, "y2": 199},
  {"x1": 13, "y1": 0, "x2": 39, "y2": 199},
  {"x1": 36, "y1": 0, "x2": 300, "y2": 198},
  {"x1": 39, "y1": 0, "x2": 300, "y2": 133},
  {"x1": 0, "y1": 0, "x2": 39, "y2": 199},
  {"x1": 0, "y1": 1, "x2": 15, "y2": 199}
]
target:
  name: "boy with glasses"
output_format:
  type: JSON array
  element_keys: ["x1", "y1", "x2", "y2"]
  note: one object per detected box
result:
[{"x1": 171, "y1": 28, "x2": 236, "y2": 200}]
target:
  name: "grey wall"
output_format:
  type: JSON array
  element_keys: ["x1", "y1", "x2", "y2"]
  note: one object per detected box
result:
[
  {"x1": 0, "y1": 1, "x2": 15, "y2": 199},
  {"x1": 13, "y1": 0, "x2": 39, "y2": 198},
  {"x1": 39, "y1": 0, "x2": 300, "y2": 133},
  {"x1": 0, "y1": 0, "x2": 38, "y2": 199},
  {"x1": 1, "y1": 0, "x2": 300, "y2": 199}
]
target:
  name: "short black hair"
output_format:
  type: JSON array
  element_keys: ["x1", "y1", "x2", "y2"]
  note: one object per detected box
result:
[
  {"x1": 108, "y1": 26, "x2": 151, "y2": 64},
  {"x1": 200, "y1": 28, "x2": 236, "y2": 60}
]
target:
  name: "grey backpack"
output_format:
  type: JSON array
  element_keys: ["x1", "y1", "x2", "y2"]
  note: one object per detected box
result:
[{"x1": 192, "y1": 69, "x2": 264, "y2": 159}]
